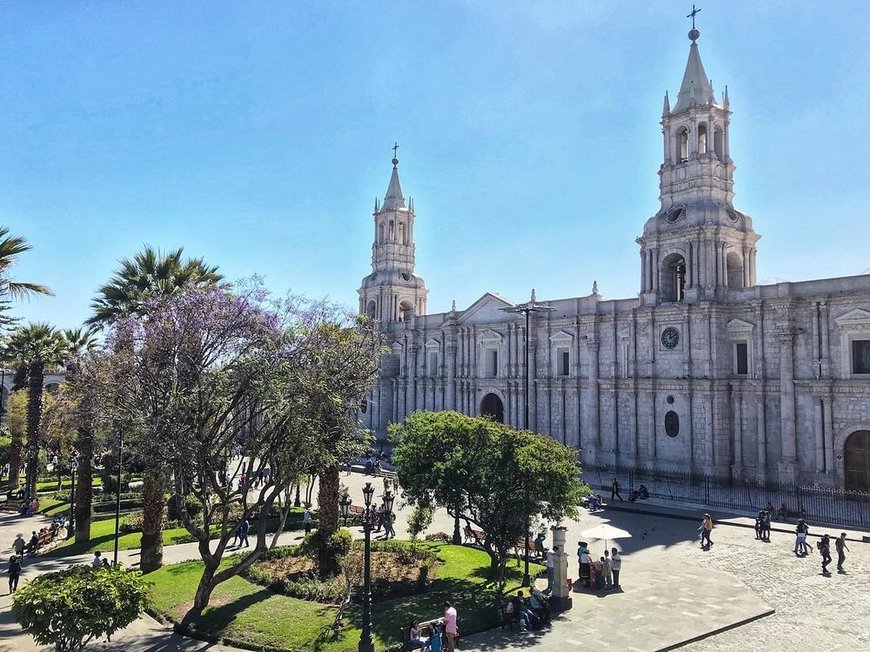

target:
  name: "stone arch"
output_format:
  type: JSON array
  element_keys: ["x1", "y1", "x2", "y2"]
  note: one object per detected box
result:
[
  {"x1": 713, "y1": 125, "x2": 724, "y2": 160},
  {"x1": 398, "y1": 300, "x2": 415, "y2": 322},
  {"x1": 660, "y1": 252, "x2": 687, "y2": 302},
  {"x1": 726, "y1": 251, "x2": 744, "y2": 288},
  {"x1": 675, "y1": 126, "x2": 689, "y2": 162},
  {"x1": 399, "y1": 222, "x2": 407, "y2": 245},
  {"x1": 697, "y1": 122, "x2": 708, "y2": 155},
  {"x1": 833, "y1": 423, "x2": 870, "y2": 489},
  {"x1": 366, "y1": 300, "x2": 377, "y2": 319},
  {"x1": 480, "y1": 392, "x2": 505, "y2": 424}
]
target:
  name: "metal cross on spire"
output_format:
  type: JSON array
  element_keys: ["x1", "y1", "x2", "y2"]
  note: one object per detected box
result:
[
  {"x1": 687, "y1": 4, "x2": 701, "y2": 30},
  {"x1": 392, "y1": 142, "x2": 399, "y2": 159}
]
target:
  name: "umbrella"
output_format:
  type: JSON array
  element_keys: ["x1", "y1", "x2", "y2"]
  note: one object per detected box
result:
[{"x1": 581, "y1": 523, "x2": 632, "y2": 549}]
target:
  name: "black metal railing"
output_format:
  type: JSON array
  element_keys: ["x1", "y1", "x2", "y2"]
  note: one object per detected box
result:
[{"x1": 584, "y1": 464, "x2": 870, "y2": 530}]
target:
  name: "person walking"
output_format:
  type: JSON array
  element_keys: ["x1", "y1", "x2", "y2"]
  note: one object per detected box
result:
[
  {"x1": 760, "y1": 510, "x2": 771, "y2": 542},
  {"x1": 11, "y1": 533, "x2": 25, "y2": 557},
  {"x1": 443, "y1": 601, "x2": 458, "y2": 652},
  {"x1": 611, "y1": 478, "x2": 624, "y2": 502},
  {"x1": 794, "y1": 518, "x2": 810, "y2": 556},
  {"x1": 239, "y1": 518, "x2": 250, "y2": 548},
  {"x1": 384, "y1": 512, "x2": 396, "y2": 539},
  {"x1": 698, "y1": 513, "x2": 714, "y2": 549},
  {"x1": 818, "y1": 533, "x2": 832, "y2": 576},
  {"x1": 610, "y1": 548, "x2": 622, "y2": 589},
  {"x1": 303, "y1": 506, "x2": 313, "y2": 535},
  {"x1": 754, "y1": 510, "x2": 765, "y2": 540},
  {"x1": 8, "y1": 555, "x2": 21, "y2": 594},
  {"x1": 835, "y1": 533, "x2": 849, "y2": 573}
]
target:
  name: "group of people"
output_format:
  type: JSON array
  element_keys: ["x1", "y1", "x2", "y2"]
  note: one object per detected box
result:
[
  {"x1": 16, "y1": 497, "x2": 40, "y2": 516},
  {"x1": 504, "y1": 588, "x2": 551, "y2": 630},
  {"x1": 407, "y1": 601, "x2": 458, "y2": 652},
  {"x1": 798, "y1": 524, "x2": 851, "y2": 576},
  {"x1": 577, "y1": 541, "x2": 622, "y2": 590}
]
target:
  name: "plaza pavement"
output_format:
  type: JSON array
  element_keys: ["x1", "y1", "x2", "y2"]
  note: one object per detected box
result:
[{"x1": 1, "y1": 471, "x2": 867, "y2": 651}]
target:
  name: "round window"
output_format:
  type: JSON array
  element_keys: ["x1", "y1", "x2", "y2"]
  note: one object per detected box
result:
[{"x1": 664, "y1": 411, "x2": 680, "y2": 437}]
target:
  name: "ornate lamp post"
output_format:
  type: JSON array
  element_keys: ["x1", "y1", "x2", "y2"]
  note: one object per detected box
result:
[
  {"x1": 358, "y1": 481, "x2": 376, "y2": 652},
  {"x1": 382, "y1": 489, "x2": 395, "y2": 536},
  {"x1": 24, "y1": 441, "x2": 38, "y2": 502},
  {"x1": 68, "y1": 453, "x2": 79, "y2": 539},
  {"x1": 501, "y1": 289, "x2": 555, "y2": 587}
]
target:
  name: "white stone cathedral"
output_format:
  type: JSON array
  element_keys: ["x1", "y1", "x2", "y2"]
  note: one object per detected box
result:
[{"x1": 358, "y1": 27, "x2": 870, "y2": 491}]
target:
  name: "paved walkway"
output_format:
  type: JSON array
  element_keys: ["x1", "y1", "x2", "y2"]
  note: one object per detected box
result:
[{"x1": 2, "y1": 473, "x2": 868, "y2": 651}]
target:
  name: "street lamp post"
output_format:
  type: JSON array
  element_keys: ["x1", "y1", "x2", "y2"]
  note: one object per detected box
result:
[
  {"x1": 339, "y1": 493, "x2": 352, "y2": 527},
  {"x1": 358, "y1": 481, "x2": 376, "y2": 652},
  {"x1": 501, "y1": 289, "x2": 555, "y2": 588},
  {"x1": 24, "y1": 442, "x2": 38, "y2": 502},
  {"x1": 68, "y1": 454, "x2": 78, "y2": 539},
  {"x1": 113, "y1": 429, "x2": 123, "y2": 566}
]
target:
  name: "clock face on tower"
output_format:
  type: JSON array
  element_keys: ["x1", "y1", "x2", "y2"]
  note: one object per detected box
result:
[{"x1": 661, "y1": 327, "x2": 680, "y2": 349}]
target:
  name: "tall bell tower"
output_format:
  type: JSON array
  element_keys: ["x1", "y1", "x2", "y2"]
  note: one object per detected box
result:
[
  {"x1": 638, "y1": 21, "x2": 760, "y2": 305},
  {"x1": 358, "y1": 146, "x2": 428, "y2": 323}
]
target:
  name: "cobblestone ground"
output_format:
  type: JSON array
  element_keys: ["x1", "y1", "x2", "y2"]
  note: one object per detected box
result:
[{"x1": 677, "y1": 523, "x2": 869, "y2": 651}]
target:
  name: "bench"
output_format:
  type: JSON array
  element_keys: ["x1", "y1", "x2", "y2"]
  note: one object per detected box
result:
[
  {"x1": 399, "y1": 617, "x2": 443, "y2": 651},
  {"x1": 514, "y1": 537, "x2": 546, "y2": 561},
  {"x1": 463, "y1": 525, "x2": 486, "y2": 546},
  {"x1": 0, "y1": 498, "x2": 25, "y2": 513}
]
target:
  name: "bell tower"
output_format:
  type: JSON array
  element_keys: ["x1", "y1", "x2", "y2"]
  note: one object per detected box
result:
[
  {"x1": 638, "y1": 21, "x2": 760, "y2": 305},
  {"x1": 358, "y1": 146, "x2": 428, "y2": 324}
]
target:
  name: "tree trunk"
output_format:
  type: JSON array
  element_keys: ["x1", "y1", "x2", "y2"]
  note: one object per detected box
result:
[
  {"x1": 25, "y1": 361, "x2": 44, "y2": 499},
  {"x1": 11, "y1": 365, "x2": 27, "y2": 391},
  {"x1": 182, "y1": 559, "x2": 219, "y2": 626},
  {"x1": 140, "y1": 465, "x2": 166, "y2": 572},
  {"x1": 75, "y1": 427, "x2": 94, "y2": 542},
  {"x1": 7, "y1": 428, "x2": 22, "y2": 493},
  {"x1": 317, "y1": 464, "x2": 340, "y2": 576}
]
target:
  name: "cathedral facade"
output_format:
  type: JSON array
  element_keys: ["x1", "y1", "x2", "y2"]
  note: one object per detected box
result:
[{"x1": 357, "y1": 28, "x2": 870, "y2": 491}]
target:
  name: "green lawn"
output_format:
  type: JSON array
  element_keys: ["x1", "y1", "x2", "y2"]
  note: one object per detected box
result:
[{"x1": 147, "y1": 542, "x2": 543, "y2": 652}]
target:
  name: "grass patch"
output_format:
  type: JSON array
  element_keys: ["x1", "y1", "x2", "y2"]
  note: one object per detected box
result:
[{"x1": 148, "y1": 541, "x2": 543, "y2": 651}]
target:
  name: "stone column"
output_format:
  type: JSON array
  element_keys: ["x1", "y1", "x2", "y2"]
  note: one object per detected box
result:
[
  {"x1": 586, "y1": 338, "x2": 601, "y2": 463},
  {"x1": 731, "y1": 385, "x2": 743, "y2": 479},
  {"x1": 777, "y1": 328, "x2": 798, "y2": 483},
  {"x1": 445, "y1": 342, "x2": 456, "y2": 410},
  {"x1": 756, "y1": 390, "x2": 767, "y2": 482},
  {"x1": 549, "y1": 526, "x2": 572, "y2": 612}
]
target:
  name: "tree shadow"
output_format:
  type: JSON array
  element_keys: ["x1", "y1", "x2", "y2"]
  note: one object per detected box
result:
[{"x1": 186, "y1": 588, "x2": 272, "y2": 639}]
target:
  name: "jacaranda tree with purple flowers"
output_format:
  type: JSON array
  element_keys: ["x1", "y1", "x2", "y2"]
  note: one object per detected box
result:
[{"x1": 100, "y1": 283, "x2": 380, "y2": 619}]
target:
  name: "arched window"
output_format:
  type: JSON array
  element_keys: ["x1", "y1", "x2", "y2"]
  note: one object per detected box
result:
[
  {"x1": 399, "y1": 222, "x2": 407, "y2": 245},
  {"x1": 389, "y1": 220, "x2": 395, "y2": 240},
  {"x1": 661, "y1": 253, "x2": 687, "y2": 302},
  {"x1": 726, "y1": 252, "x2": 744, "y2": 288},
  {"x1": 399, "y1": 300, "x2": 414, "y2": 322},
  {"x1": 366, "y1": 300, "x2": 377, "y2": 319},
  {"x1": 697, "y1": 123, "x2": 708, "y2": 155},
  {"x1": 378, "y1": 223, "x2": 385, "y2": 244},
  {"x1": 480, "y1": 393, "x2": 505, "y2": 423},
  {"x1": 676, "y1": 127, "x2": 689, "y2": 162},
  {"x1": 713, "y1": 127, "x2": 724, "y2": 160}
]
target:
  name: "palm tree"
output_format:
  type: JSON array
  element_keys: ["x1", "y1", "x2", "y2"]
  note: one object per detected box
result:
[
  {"x1": 3, "y1": 323, "x2": 68, "y2": 500},
  {"x1": 63, "y1": 327, "x2": 100, "y2": 542},
  {"x1": 0, "y1": 226, "x2": 53, "y2": 331},
  {"x1": 90, "y1": 246, "x2": 222, "y2": 572}
]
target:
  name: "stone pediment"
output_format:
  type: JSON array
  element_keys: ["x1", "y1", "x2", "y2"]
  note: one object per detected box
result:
[
  {"x1": 457, "y1": 292, "x2": 514, "y2": 325},
  {"x1": 834, "y1": 309, "x2": 870, "y2": 328},
  {"x1": 425, "y1": 338, "x2": 441, "y2": 349},
  {"x1": 549, "y1": 330, "x2": 574, "y2": 344},
  {"x1": 477, "y1": 328, "x2": 504, "y2": 346},
  {"x1": 726, "y1": 318, "x2": 755, "y2": 335}
]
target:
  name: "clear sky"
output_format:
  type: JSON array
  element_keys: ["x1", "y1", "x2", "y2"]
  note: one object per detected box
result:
[{"x1": 3, "y1": 1, "x2": 870, "y2": 330}]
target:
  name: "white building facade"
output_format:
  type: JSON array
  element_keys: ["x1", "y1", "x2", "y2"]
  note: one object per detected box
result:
[{"x1": 358, "y1": 28, "x2": 870, "y2": 491}]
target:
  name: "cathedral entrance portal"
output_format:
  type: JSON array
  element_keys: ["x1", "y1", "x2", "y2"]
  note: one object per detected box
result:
[
  {"x1": 844, "y1": 430, "x2": 870, "y2": 492},
  {"x1": 480, "y1": 393, "x2": 504, "y2": 423}
]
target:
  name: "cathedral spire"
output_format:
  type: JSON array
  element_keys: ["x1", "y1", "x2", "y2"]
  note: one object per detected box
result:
[
  {"x1": 382, "y1": 143, "x2": 406, "y2": 211},
  {"x1": 673, "y1": 26, "x2": 716, "y2": 112}
]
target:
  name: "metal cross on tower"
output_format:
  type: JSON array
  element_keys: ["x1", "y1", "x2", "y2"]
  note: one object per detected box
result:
[
  {"x1": 392, "y1": 142, "x2": 399, "y2": 159},
  {"x1": 687, "y1": 4, "x2": 701, "y2": 29}
]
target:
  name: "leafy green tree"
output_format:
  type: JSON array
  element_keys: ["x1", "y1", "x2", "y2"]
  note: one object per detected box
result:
[
  {"x1": 392, "y1": 411, "x2": 585, "y2": 580},
  {"x1": 0, "y1": 226, "x2": 53, "y2": 330},
  {"x1": 87, "y1": 246, "x2": 222, "y2": 572},
  {"x1": 12, "y1": 564, "x2": 148, "y2": 651},
  {"x1": 2, "y1": 323, "x2": 67, "y2": 498}
]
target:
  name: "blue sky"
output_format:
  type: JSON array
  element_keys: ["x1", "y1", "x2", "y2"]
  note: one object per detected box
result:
[{"x1": 2, "y1": 1, "x2": 869, "y2": 329}]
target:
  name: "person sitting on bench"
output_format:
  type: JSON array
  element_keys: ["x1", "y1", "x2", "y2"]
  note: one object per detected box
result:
[{"x1": 407, "y1": 619, "x2": 430, "y2": 651}]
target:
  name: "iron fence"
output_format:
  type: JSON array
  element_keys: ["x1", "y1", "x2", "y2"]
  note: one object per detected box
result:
[{"x1": 584, "y1": 464, "x2": 870, "y2": 531}]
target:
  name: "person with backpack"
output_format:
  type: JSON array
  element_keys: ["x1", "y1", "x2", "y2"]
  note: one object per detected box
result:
[
  {"x1": 794, "y1": 519, "x2": 810, "y2": 556},
  {"x1": 698, "y1": 513, "x2": 714, "y2": 549},
  {"x1": 8, "y1": 555, "x2": 22, "y2": 593},
  {"x1": 818, "y1": 534, "x2": 832, "y2": 576}
]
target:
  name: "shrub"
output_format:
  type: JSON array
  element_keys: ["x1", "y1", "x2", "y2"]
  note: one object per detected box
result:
[
  {"x1": 424, "y1": 532, "x2": 451, "y2": 543},
  {"x1": 300, "y1": 529, "x2": 352, "y2": 561},
  {"x1": 12, "y1": 565, "x2": 149, "y2": 651}
]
